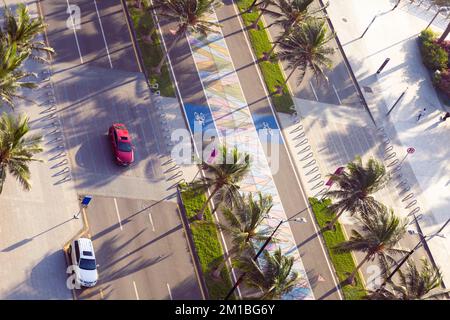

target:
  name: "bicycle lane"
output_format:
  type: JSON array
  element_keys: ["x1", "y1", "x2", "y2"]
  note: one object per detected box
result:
[{"x1": 185, "y1": 13, "x2": 314, "y2": 299}]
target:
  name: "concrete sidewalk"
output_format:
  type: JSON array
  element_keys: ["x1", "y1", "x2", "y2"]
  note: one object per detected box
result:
[
  {"x1": 0, "y1": 0, "x2": 82, "y2": 299},
  {"x1": 327, "y1": 0, "x2": 450, "y2": 286}
]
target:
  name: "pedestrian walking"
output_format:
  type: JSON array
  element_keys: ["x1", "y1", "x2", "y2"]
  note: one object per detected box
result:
[
  {"x1": 417, "y1": 108, "x2": 426, "y2": 122},
  {"x1": 441, "y1": 112, "x2": 450, "y2": 121}
]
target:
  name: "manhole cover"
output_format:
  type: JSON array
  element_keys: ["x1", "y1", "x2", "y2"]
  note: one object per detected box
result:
[
  {"x1": 342, "y1": 17, "x2": 348, "y2": 22},
  {"x1": 363, "y1": 86, "x2": 373, "y2": 93}
]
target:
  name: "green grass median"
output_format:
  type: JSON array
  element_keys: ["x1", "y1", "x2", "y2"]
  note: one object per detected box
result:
[
  {"x1": 309, "y1": 197, "x2": 367, "y2": 300},
  {"x1": 236, "y1": 0, "x2": 294, "y2": 114},
  {"x1": 180, "y1": 184, "x2": 235, "y2": 300},
  {"x1": 127, "y1": 2, "x2": 175, "y2": 97}
]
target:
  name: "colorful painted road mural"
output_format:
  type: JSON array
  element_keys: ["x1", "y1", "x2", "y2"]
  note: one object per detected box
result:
[{"x1": 183, "y1": 12, "x2": 314, "y2": 300}]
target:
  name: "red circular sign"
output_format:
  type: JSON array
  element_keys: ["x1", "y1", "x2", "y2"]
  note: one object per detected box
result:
[{"x1": 407, "y1": 147, "x2": 415, "y2": 154}]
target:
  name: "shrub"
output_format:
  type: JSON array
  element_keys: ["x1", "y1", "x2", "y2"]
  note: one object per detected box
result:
[
  {"x1": 419, "y1": 28, "x2": 437, "y2": 43},
  {"x1": 419, "y1": 38, "x2": 448, "y2": 71},
  {"x1": 434, "y1": 69, "x2": 450, "y2": 98}
]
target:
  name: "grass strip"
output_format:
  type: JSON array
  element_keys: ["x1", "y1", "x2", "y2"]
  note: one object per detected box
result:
[
  {"x1": 180, "y1": 184, "x2": 235, "y2": 300},
  {"x1": 235, "y1": 0, "x2": 294, "y2": 114},
  {"x1": 309, "y1": 197, "x2": 367, "y2": 300},
  {"x1": 126, "y1": 2, "x2": 176, "y2": 97}
]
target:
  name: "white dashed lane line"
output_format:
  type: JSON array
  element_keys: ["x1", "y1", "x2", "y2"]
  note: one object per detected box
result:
[{"x1": 113, "y1": 198, "x2": 123, "y2": 231}]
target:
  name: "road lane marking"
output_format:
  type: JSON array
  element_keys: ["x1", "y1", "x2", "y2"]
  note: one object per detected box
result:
[
  {"x1": 332, "y1": 84, "x2": 342, "y2": 104},
  {"x1": 133, "y1": 281, "x2": 140, "y2": 300},
  {"x1": 93, "y1": 0, "x2": 113, "y2": 68},
  {"x1": 148, "y1": 213, "x2": 155, "y2": 232},
  {"x1": 65, "y1": 0, "x2": 83, "y2": 64},
  {"x1": 99, "y1": 289, "x2": 104, "y2": 299},
  {"x1": 167, "y1": 283, "x2": 173, "y2": 300},
  {"x1": 113, "y1": 198, "x2": 123, "y2": 231},
  {"x1": 309, "y1": 81, "x2": 319, "y2": 101}
]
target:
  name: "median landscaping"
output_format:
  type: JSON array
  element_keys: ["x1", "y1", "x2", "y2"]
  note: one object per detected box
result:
[
  {"x1": 126, "y1": 1, "x2": 175, "y2": 97},
  {"x1": 309, "y1": 197, "x2": 366, "y2": 300},
  {"x1": 236, "y1": 0, "x2": 294, "y2": 114},
  {"x1": 179, "y1": 183, "x2": 235, "y2": 300}
]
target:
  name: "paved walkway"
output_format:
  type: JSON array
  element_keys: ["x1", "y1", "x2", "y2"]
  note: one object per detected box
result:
[
  {"x1": 185, "y1": 11, "x2": 314, "y2": 300},
  {"x1": 0, "y1": 0, "x2": 81, "y2": 299},
  {"x1": 326, "y1": 0, "x2": 450, "y2": 286}
]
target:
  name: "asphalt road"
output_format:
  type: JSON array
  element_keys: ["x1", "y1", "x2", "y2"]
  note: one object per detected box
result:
[
  {"x1": 262, "y1": 0, "x2": 362, "y2": 107},
  {"x1": 75, "y1": 196, "x2": 203, "y2": 300},
  {"x1": 157, "y1": 1, "x2": 342, "y2": 299},
  {"x1": 39, "y1": 0, "x2": 202, "y2": 299}
]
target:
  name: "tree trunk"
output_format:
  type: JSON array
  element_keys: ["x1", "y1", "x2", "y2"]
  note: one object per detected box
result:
[
  {"x1": 251, "y1": 10, "x2": 265, "y2": 29},
  {"x1": 438, "y1": 22, "x2": 450, "y2": 43},
  {"x1": 0, "y1": 164, "x2": 6, "y2": 195},
  {"x1": 246, "y1": 0, "x2": 260, "y2": 13},
  {"x1": 196, "y1": 186, "x2": 220, "y2": 220},
  {"x1": 142, "y1": 25, "x2": 157, "y2": 43},
  {"x1": 345, "y1": 254, "x2": 370, "y2": 285},
  {"x1": 212, "y1": 247, "x2": 237, "y2": 279},
  {"x1": 153, "y1": 31, "x2": 183, "y2": 74},
  {"x1": 324, "y1": 207, "x2": 346, "y2": 231}
]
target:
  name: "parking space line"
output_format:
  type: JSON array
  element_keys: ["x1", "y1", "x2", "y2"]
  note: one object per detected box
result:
[
  {"x1": 133, "y1": 281, "x2": 140, "y2": 300},
  {"x1": 332, "y1": 83, "x2": 342, "y2": 105},
  {"x1": 113, "y1": 198, "x2": 123, "y2": 231},
  {"x1": 309, "y1": 81, "x2": 319, "y2": 101},
  {"x1": 93, "y1": 0, "x2": 113, "y2": 69},
  {"x1": 167, "y1": 283, "x2": 173, "y2": 300},
  {"x1": 65, "y1": 0, "x2": 83, "y2": 64},
  {"x1": 148, "y1": 213, "x2": 155, "y2": 232}
]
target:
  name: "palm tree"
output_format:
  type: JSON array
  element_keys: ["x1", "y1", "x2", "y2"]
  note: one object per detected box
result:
[
  {"x1": 275, "y1": 18, "x2": 334, "y2": 94},
  {"x1": 0, "y1": 42, "x2": 37, "y2": 108},
  {"x1": 236, "y1": 247, "x2": 299, "y2": 299},
  {"x1": 0, "y1": 112, "x2": 43, "y2": 194},
  {"x1": 261, "y1": 0, "x2": 328, "y2": 60},
  {"x1": 324, "y1": 156, "x2": 389, "y2": 230},
  {"x1": 249, "y1": 0, "x2": 275, "y2": 29},
  {"x1": 366, "y1": 258, "x2": 449, "y2": 300},
  {"x1": 1, "y1": 4, "x2": 54, "y2": 63},
  {"x1": 149, "y1": 0, "x2": 222, "y2": 74},
  {"x1": 333, "y1": 205, "x2": 407, "y2": 285},
  {"x1": 190, "y1": 145, "x2": 251, "y2": 220},
  {"x1": 211, "y1": 192, "x2": 274, "y2": 278}
]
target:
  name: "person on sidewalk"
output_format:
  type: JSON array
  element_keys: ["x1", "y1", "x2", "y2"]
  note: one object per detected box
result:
[
  {"x1": 440, "y1": 112, "x2": 450, "y2": 121},
  {"x1": 417, "y1": 108, "x2": 426, "y2": 122}
]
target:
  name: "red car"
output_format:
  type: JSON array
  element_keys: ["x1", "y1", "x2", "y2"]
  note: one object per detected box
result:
[{"x1": 108, "y1": 123, "x2": 134, "y2": 166}]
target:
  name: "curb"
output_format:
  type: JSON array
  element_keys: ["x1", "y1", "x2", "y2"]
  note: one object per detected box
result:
[{"x1": 120, "y1": 0, "x2": 147, "y2": 77}]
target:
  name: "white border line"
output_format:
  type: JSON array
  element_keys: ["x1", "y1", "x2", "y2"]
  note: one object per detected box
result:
[
  {"x1": 113, "y1": 198, "x2": 123, "y2": 231},
  {"x1": 167, "y1": 283, "x2": 173, "y2": 300},
  {"x1": 228, "y1": 0, "x2": 343, "y2": 300},
  {"x1": 309, "y1": 81, "x2": 319, "y2": 101},
  {"x1": 94, "y1": 0, "x2": 113, "y2": 68},
  {"x1": 66, "y1": 0, "x2": 83, "y2": 64},
  {"x1": 133, "y1": 281, "x2": 140, "y2": 300},
  {"x1": 332, "y1": 84, "x2": 342, "y2": 104}
]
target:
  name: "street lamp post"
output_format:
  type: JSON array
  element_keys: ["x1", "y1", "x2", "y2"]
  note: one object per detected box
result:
[
  {"x1": 224, "y1": 216, "x2": 307, "y2": 300},
  {"x1": 360, "y1": 14, "x2": 379, "y2": 39},
  {"x1": 377, "y1": 218, "x2": 450, "y2": 292},
  {"x1": 391, "y1": 0, "x2": 401, "y2": 11},
  {"x1": 426, "y1": 7, "x2": 448, "y2": 29}
]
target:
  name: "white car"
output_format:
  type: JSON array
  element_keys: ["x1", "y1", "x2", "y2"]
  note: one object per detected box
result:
[{"x1": 69, "y1": 238, "x2": 98, "y2": 288}]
